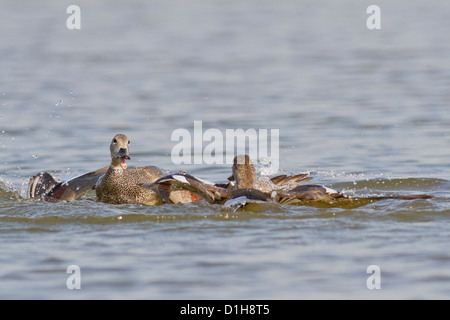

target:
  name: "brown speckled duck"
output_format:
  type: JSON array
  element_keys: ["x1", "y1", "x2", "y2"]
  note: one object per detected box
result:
[
  {"x1": 229, "y1": 155, "x2": 432, "y2": 205},
  {"x1": 94, "y1": 134, "x2": 200, "y2": 205},
  {"x1": 228, "y1": 154, "x2": 312, "y2": 192},
  {"x1": 145, "y1": 154, "x2": 313, "y2": 207},
  {"x1": 95, "y1": 134, "x2": 165, "y2": 205},
  {"x1": 146, "y1": 154, "x2": 433, "y2": 209}
]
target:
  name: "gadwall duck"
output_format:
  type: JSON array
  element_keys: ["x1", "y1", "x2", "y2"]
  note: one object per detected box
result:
[
  {"x1": 273, "y1": 184, "x2": 433, "y2": 207},
  {"x1": 230, "y1": 155, "x2": 433, "y2": 205},
  {"x1": 28, "y1": 134, "x2": 200, "y2": 205},
  {"x1": 145, "y1": 154, "x2": 313, "y2": 207},
  {"x1": 146, "y1": 154, "x2": 433, "y2": 208},
  {"x1": 94, "y1": 134, "x2": 165, "y2": 205},
  {"x1": 147, "y1": 173, "x2": 270, "y2": 204},
  {"x1": 228, "y1": 154, "x2": 312, "y2": 191},
  {"x1": 94, "y1": 134, "x2": 200, "y2": 205}
]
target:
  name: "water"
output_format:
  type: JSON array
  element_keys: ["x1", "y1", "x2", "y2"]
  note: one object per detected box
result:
[{"x1": 1, "y1": 0, "x2": 450, "y2": 299}]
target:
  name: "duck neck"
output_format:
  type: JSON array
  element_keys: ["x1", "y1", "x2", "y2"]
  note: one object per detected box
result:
[
  {"x1": 234, "y1": 165, "x2": 255, "y2": 189},
  {"x1": 110, "y1": 158, "x2": 127, "y2": 170}
]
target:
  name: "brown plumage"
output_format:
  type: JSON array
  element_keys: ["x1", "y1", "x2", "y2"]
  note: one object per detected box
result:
[
  {"x1": 95, "y1": 134, "x2": 197, "y2": 205},
  {"x1": 229, "y1": 154, "x2": 312, "y2": 192},
  {"x1": 273, "y1": 184, "x2": 433, "y2": 206},
  {"x1": 96, "y1": 165, "x2": 165, "y2": 205},
  {"x1": 273, "y1": 185, "x2": 346, "y2": 205},
  {"x1": 147, "y1": 154, "x2": 433, "y2": 208},
  {"x1": 147, "y1": 154, "x2": 313, "y2": 206}
]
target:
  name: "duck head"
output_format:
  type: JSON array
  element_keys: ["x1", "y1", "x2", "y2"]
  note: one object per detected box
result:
[{"x1": 110, "y1": 134, "x2": 131, "y2": 169}]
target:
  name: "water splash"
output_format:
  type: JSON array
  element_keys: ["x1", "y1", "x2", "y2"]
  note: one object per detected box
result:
[
  {"x1": 254, "y1": 157, "x2": 279, "y2": 176},
  {"x1": 0, "y1": 177, "x2": 23, "y2": 202}
]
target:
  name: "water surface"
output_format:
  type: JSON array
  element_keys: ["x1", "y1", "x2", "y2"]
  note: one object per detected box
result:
[{"x1": 1, "y1": 0, "x2": 449, "y2": 299}]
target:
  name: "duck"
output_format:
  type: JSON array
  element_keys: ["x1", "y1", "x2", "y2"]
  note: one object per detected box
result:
[
  {"x1": 272, "y1": 184, "x2": 433, "y2": 207},
  {"x1": 145, "y1": 171, "x2": 275, "y2": 211},
  {"x1": 228, "y1": 154, "x2": 312, "y2": 191},
  {"x1": 94, "y1": 134, "x2": 166, "y2": 205},
  {"x1": 145, "y1": 154, "x2": 313, "y2": 208},
  {"x1": 146, "y1": 154, "x2": 433, "y2": 208},
  {"x1": 271, "y1": 184, "x2": 347, "y2": 205},
  {"x1": 146, "y1": 172, "x2": 270, "y2": 204},
  {"x1": 228, "y1": 155, "x2": 433, "y2": 205},
  {"x1": 95, "y1": 134, "x2": 203, "y2": 205},
  {"x1": 28, "y1": 134, "x2": 200, "y2": 205}
]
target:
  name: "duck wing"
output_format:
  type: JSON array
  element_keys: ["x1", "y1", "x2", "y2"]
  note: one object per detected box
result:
[
  {"x1": 270, "y1": 173, "x2": 313, "y2": 188},
  {"x1": 143, "y1": 173, "x2": 231, "y2": 204},
  {"x1": 274, "y1": 184, "x2": 432, "y2": 206},
  {"x1": 28, "y1": 166, "x2": 109, "y2": 201},
  {"x1": 273, "y1": 185, "x2": 345, "y2": 205},
  {"x1": 28, "y1": 172, "x2": 59, "y2": 200},
  {"x1": 231, "y1": 188, "x2": 270, "y2": 201},
  {"x1": 222, "y1": 189, "x2": 273, "y2": 211}
]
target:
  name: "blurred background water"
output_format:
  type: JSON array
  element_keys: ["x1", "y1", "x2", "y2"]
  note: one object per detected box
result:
[{"x1": 0, "y1": 0, "x2": 449, "y2": 299}]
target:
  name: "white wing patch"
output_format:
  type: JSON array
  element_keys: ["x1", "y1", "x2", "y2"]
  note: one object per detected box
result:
[
  {"x1": 172, "y1": 175, "x2": 189, "y2": 184},
  {"x1": 324, "y1": 187, "x2": 338, "y2": 194}
]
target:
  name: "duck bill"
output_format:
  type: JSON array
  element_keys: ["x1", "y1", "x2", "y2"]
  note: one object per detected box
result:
[{"x1": 116, "y1": 148, "x2": 130, "y2": 168}]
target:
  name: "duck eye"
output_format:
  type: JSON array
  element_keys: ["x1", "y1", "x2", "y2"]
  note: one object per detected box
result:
[{"x1": 113, "y1": 138, "x2": 117, "y2": 143}]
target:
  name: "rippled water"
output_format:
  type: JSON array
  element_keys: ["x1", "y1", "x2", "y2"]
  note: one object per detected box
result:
[{"x1": 1, "y1": 0, "x2": 450, "y2": 299}]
